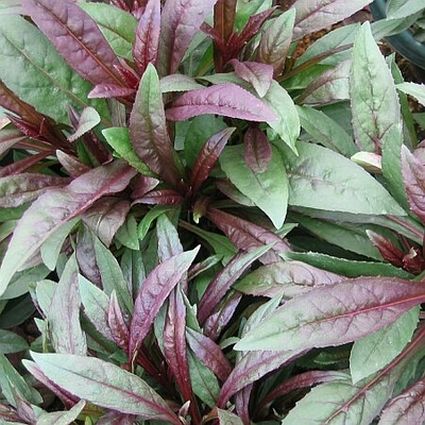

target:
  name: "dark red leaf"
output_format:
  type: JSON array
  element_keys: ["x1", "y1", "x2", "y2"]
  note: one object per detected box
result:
[
  {"x1": 133, "y1": 0, "x2": 160, "y2": 74},
  {"x1": 130, "y1": 175, "x2": 160, "y2": 199},
  {"x1": 0, "y1": 129, "x2": 26, "y2": 157},
  {"x1": 108, "y1": 291, "x2": 130, "y2": 350},
  {"x1": 235, "y1": 385, "x2": 252, "y2": 425},
  {"x1": 157, "y1": 0, "x2": 219, "y2": 75},
  {"x1": 198, "y1": 245, "x2": 272, "y2": 324},
  {"x1": 214, "y1": 0, "x2": 237, "y2": 41},
  {"x1": 186, "y1": 328, "x2": 232, "y2": 381},
  {"x1": 0, "y1": 151, "x2": 53, "y2": 178},
  {"x1": 56, "y1": 150, "x2": 91, "y2": 178},
  {"x1": 88, "y1": 85, "x2": 135, "y2": 99},
  {"x1": 367, "y1": 230, "x2": 404, "y2": 268},
  {"x1": 128, "y1": 247, "x2": 199, "y2": 360},
  {"x1": 77, "y1": 226, "x2": 101, "y2": 286},
  {"x1": 190, "y1": 128, "x2": 235, "y2": 195},
  {"x1": 133, "y1": 189, "x2": 184, "y2": 206},
  {"x1": 207, "y1": 208, "x2": 290, "y2": 264},
  {"x1": 166, "y1": 84, "x2": 278, "y2": 122},
  {"x1": 22, "y1": 0, "x2": 123, "y2": 86},
  {"x1": 204, "y1": 292, "x2": 242, "y2": 341},
  {"x1": 243, "y1": 127, "x2": 272, "y2": 173}
]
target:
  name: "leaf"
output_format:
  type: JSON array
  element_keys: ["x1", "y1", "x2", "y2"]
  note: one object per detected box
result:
[
  {"x1": 40, "y1": 218, "x2": 79, "y2": 271},
  {"x1": 229, "y1": 60, "x2": 273, "y2": 98},
  {"x1": 206, "y1": 208, "x2": 289, "y2": 263},
  {"x1": 134, "y1": 189, "x2": 184, "y2": 206},
  {"x1": 296, "y1": 106, "x2": 357, "y2": 157},
  {"x1": 80, "y1": 2, "x2": 137, "y2": 61},
  {"x1": 220, "y1": 145, "x2": 288, "y2": 228},
  {"x1": 130, "y1": 64, "x2": 180, "y2": 186},
  {"x1": 282, "y1": 327, "x2": 425, "y2": 425},
  {"x1": 23, "y1": 0, "x2": 123, "y2": 86},
  {"x1": 103, "y1": 127, "x2": 153, "y2": 176},
  {"x1": 0, "y1": 330, "x2": 28, "y2": 354},
  {"x1": 379, "y1": 377, "x2": 425, "y2": 425},
  {"x1": 186, "y1": 328, "x2": 232, "y2": 381},
  {"x1": 158, "y1": 0, "x2": 218, "y2": 75},
  {"x1": 285, "y1": 141, "x2": 405, "y2": 216},
  {"x1": 48, "y1": 255, "x2": 87, "y2": 355},
  {"x1": 191, "y1": 128, "x2": 235, "y2": 194},
  {"x1": 160, "y1": 74, "x2": 204, "y2": 93},
  {"x1": 108, "y1": 291, "x2": 129, "y2": 349},
  {"x1": 401, "y1": 146, "x2": 425, "y2": 223},
  {"x1": 0, "y1": 161, "x2": 136, "y2": 297},
  {"x1": 116, "y1": 214, "x2": 139, "y2": 250},
  {"x1": 0, "y1": 174, "x2": 67, "y2": 208},
  {"x1": 387, "y1": 0, "x2": 425, "y2": 19},
  {"x1": 166, "y1": 83, "x2": 278, "y2": 122},
  {"x1": 133, "y1": 0, "x2": 160, "y2": 74},
  {"x1": 243, "y1": 127, "x2": 272, "y2": 174},
  {"x1": 292, "y1": 0, "x2": 373, "y2": 40},
  {"x1": 398, "y1": 82, "x2": 425, "y2": 107},
  {"x1": 82, "y1": 198, "x2": 130, "y2": 247},
  {"x1": 235, "y1": 260, "x2": 341, "y2": 298},
  {"x1": 350, "y1": 307, "x2": 419, "y2": 384},
  {"x1": 129, "y1": 247, "x2": 200, "y2": 360},
  {"x1": 351, "y1": 22, "x2": 405, "y2": 207},
  {"x1": 94, "y1": 237, "x2": 133, "y2": 313},
  {"x1": 37, "y1": 400, "x2": 86, "y2": 425},
  {"x1": 0, "y1": 15, "x2": 108, "y2": 125},
  {"x1": 257, "y1": 9, "x2": 296, "y2": 77},
  {"x1": 236, "y1": 278, "x2": 425, "y2": 352},
  {"x1": 214, "y1": 408, "x2": 243, "y2": 425},
  {"x1": 67, "y1": 107, "x2": 101, "y2": 143},
  {"x1": 27, "y1": 352, "x2": 181, "y2": 424},
  {"x1": 79, "y1": 275, "x2": 113, "y2": 341},
  {"x1": 263, "y1": 81, "x2": 300, "y2": 153}
]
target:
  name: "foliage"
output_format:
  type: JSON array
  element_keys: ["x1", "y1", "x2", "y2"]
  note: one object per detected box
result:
[{"x1": 0, "y1": 0, "x2": 425, "y2": 424}]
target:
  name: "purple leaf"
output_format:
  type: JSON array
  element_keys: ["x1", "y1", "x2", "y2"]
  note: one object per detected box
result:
[
  {"x1": 402, "y1": 146, "x2": 425, "y2": 224},
  {"x1": 190, "y1": 128, "x2": 235, "y2": 195},
  {"x1": 133, "y1": 0, "x2": 160, "y2": 74},
  {"x1": 56, "y1": 151, "x2": 91, "y2": 178},
  {"x1": 0, "y1": 129, "x2": 26, "y2": 157},
  {"x1": 218, "y1": 349, "x2": 306, "y2": 405},
  {"x1": 67, "y1": 107, "x2": 100, "y2": 142},
  {"x1": 157, "y1": 0, "x2": 219, "y2": 75},
  {"x1": 166, "y1": 84, "x2": 278, "y2": 122},
  {"x1": 379, "y1": 377, "x2": 425, "y2": 425},
  {"x1": 27, "y1": 352, "x2": 182, "y2": 424},
  {"x1": 204, "y1": 292, "x2": 242, "y2": 341},
  {"x1": 243, "y1": 127, "x2": 272, "y2": 174},
  {"x1": 235, "y1": 260, "x2": 342, "y2": 299},
  {"x1": 236, "y1": 277, "x2": 425, "y2": 352},
  {"x1": 130, "y1": 64, "x2": 181, "y2": 186},
  {"x1": 133, "y1": 189, "x2": 184, "y2": 206},
  {"x1": 128, "y1": 247, "x2": 199, "y2": 360},
  {"x1": 108, "y1": 291, "x2": 130, "y2": 350},
  {"x1": 131, "y1": 176, "x2": 160, "y2": 199},
  {"x1": 0, "y1": 173, "x2": 67, "y2": 208},
  {"x1": 48, "y1": 255, "x2": 87, "y2": 355},
  {"x1": 186, "y1": 328, "x2": 232, "y2": 381},
  {"x1": 207, "y1": 208, "x2": 290, "y2": 264},
  {"x1": 214, "y1": 0, "x2": 237, "y2": 41},
  {"x1": 77, "y1": 226, "x2": 101, "y2": 286},
  {"x1": 292, "y1": 0, "x2": 373, "y2": 40},
  {"x1": 82, "y1": 198, "x2": 130, "y2": 247},
  {"x1": 97, "y1": 412, "x2": 137, "y2": 425},
  {"x1": 235, "y1": 385, "x2": 251, "y2": 425},
  {"x1": 0, "y1": 151, "x2": 53, "y2": 178},
  {"x1": 229, "y1": 60, "x2": 273, "y2": 98},
  {"x1": 198, "y1": 244, "x2": 272, "y2": 324},
  {"x1": 88, "y1": 84, "x2": 136, "y2": 99},
  {"x1": 22, "y1": 0, "x2": 123, "y2": 86},
  {"x1": 0, "y1": 161, "x2": 136, "y2": 297}
]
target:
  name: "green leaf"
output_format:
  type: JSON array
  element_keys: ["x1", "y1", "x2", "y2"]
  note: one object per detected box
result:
[
  {"x1": 116, "y1": 213, "x2": 139, "y2": 250},
  {"x1": 350, "y1": 307, "x2": 420, "y2": 384},
  {"x1": 103, "y1": 127, "x2": 154, "y2": 176},
  {"x1": 0, "y1": 329, "x2": 28, "y2": 354},
  {"x1": 215, "y1": 408, "x2": 244, "y2": 425},
  {"x1": 48, "y1": 255, "x2": 87, "y2": 355},
  {"x1": 263, "y1": 81, "x2": 300, "y2": 153},
  {"x1": 387, "y1": 0, "x2": 425, "y2": 19},
  {"x1": 351, "y1": 23, "x2": 406, "y2": 207},
  {"x1": 184, "y1": 115, "x2": 227, "y2": 167},
  {"x1": 0, "y1": 15, "x2": 108, "y2": 125},
  {"x1": 94, "y1": 237, "x2": 133, "y2": 313},
  {"x1": 40, "y1": 218, "x2": 80, "y2": 271},
  {"x1": 27, "y1": 352, "x2": 181, "y2": 424},
  {"x1": 37, "y1": 400, "x2": 86, "y2": 425},
  {"x1": 79, "y1": 2, "x2": 137, "y2": 61},
  {"x1": 285, "y1": 141, "x2": 405, "y2": 216},
  {"x1": 67, "y1": 107, "x2": 101, "y2": 142},
  {"x1": 296, "y1": 106, "x2": 357, "y2": 157},
  {"x1": 397, "y1": 82, "x2": 425, "y2": 107},
  {"x1": 138, "y1": 206, "x2": 175, "y2": 241},
  {"x1": 220, "y1": 145, "x2": 288, "y2": 228}
]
